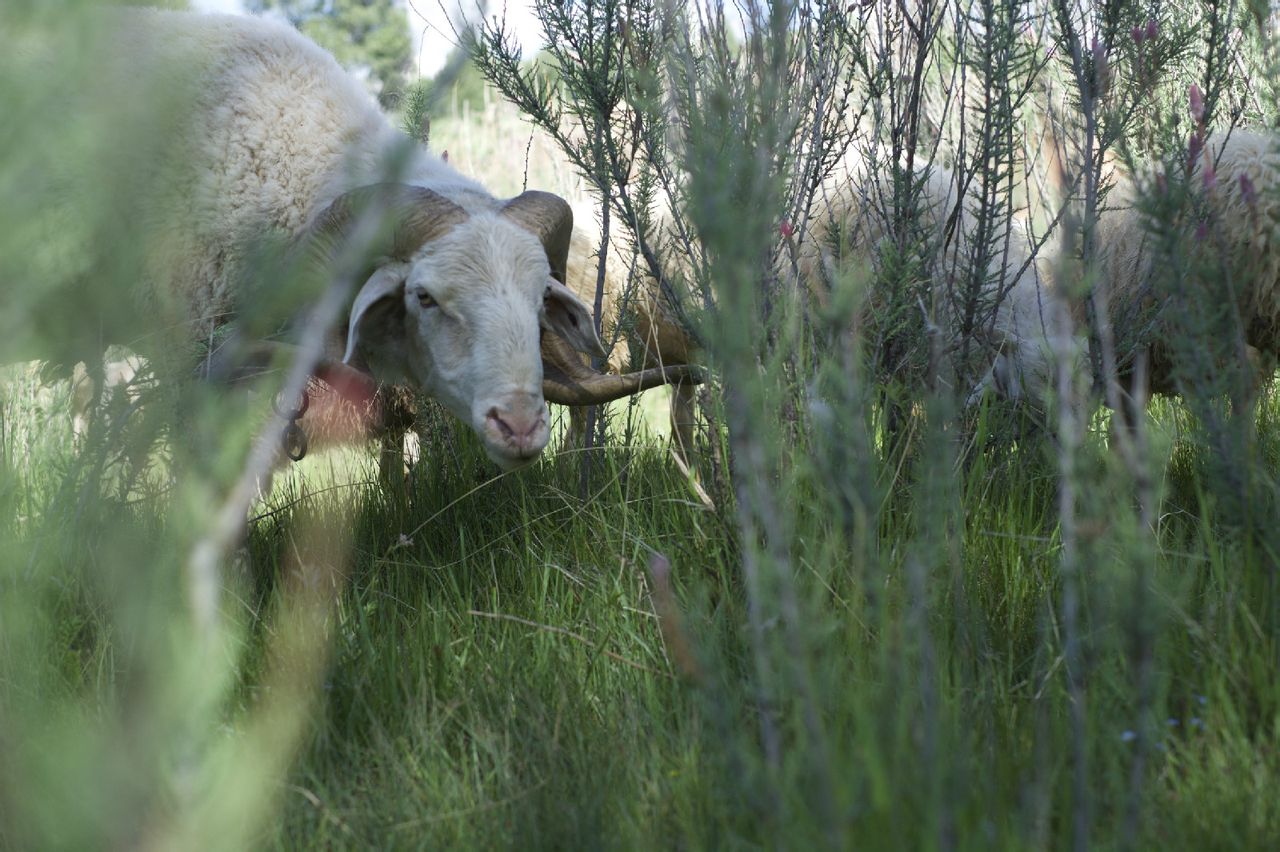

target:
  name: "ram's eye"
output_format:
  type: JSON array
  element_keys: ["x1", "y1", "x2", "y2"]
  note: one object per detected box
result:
[{"x1": 417, "y1": 291, "x2": 438, "y2": 309}]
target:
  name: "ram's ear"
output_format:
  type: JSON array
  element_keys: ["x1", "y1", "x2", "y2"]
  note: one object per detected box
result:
[
  {"x1": 343, "y1": 265, "x2": 408, "y2": 365},
  {"x1": 543, "y1": 278, "x2": 607, "y2": 359}
]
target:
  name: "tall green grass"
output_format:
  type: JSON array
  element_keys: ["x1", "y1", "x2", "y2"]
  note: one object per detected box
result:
[
  {"x1": 5, "y1": 362, "x2": 1278, "y2": 848},
  {"x1": 3, "y1": 1, "x2": 1280, "y2": 849}
]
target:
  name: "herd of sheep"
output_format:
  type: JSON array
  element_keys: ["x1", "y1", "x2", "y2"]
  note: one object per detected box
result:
[{"x1": 58, "y1": 9, "x2": 1280, "y2": 479}]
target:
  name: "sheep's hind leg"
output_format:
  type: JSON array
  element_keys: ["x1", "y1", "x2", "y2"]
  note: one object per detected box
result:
[
  {"x1": 70, "y1": 360, "x2": 103, "y2": 446},
  {"x1": 668, "y1": 381, "x2": 717, "y2": 509}
]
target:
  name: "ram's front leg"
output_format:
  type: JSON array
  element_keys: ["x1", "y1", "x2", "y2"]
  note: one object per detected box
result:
[{"x1": 375, "y1": 386, "x2": 420, "y2": 489}]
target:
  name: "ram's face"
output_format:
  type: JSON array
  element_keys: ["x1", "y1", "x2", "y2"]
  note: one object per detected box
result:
[{"x1": 344, "y1": 215, "x2": 599, "y2": 470}]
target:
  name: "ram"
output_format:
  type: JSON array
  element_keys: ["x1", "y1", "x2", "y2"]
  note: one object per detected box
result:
[{"x1": 72, "y1": 9, "x2": 694, "y2": 471}]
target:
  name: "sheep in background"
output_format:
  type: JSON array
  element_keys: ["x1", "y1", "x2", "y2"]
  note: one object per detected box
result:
[
  {"x1": 804, "y1": 152, "x2": 1069, "y2": 407},
  {"x1": 560, "y1": 203, "x2": 703, "y2": 459},
  {"x1": 556, "y1": 153, "x2": 1068, "y2": 463},
  {"x1": 563, "y1": 202, "x2": 638, "y2": 375},
  {"x1": 74, "y1": 9, "x2": 695, "y2": 474},
  {"x1": 1088, "y1": 129, "x2": 1280, "y2": 411}
]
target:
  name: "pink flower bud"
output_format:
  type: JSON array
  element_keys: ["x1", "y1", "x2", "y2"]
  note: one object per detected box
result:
[
  {"x1": 1202, "y1": 162, "x2": 1217, "y2": 192},
  {"x1": 1239, "y1": 173, "x2": 1258, "y2": 208},
  {"x1": 442, "y1": 149, "x2": 450, "y2": 163},
  {"x1": 1091, "y1": 37, "x2": 1110, "y2": 95},
  {"x1": 1145, "y1": 20, "x2": 1158, "y2": 41},
  {"x1": 1132, "y1": 25, "x2": 1143, "y2": 45},
  {"x1": 780, "y1": 220, "x2": 795, "y2": 238},
  {"x1": 1195, "y1": 220, "x2": 1209, "y2": 242},
  {"x1": 1189, "y1": 84, "x2": 1205, "y2": 123},
  {"x1": 1187, "y1": 130, "x2": 1204, "y2": 172}
]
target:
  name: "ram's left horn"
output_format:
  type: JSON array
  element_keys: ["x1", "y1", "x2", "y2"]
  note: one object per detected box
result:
[{"x1": 539, "y1": 332, "x2": 705, "y2": 406}]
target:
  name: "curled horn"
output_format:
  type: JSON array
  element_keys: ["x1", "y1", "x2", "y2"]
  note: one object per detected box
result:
[
  {"x1": 501, "y1": 191, "x2": 573, "y2": 282},
  {"x1": 502, "y1": 191, "x2": 704, "y2": 403},
  {"x1": 309, "y1": 183, "x2": 468, "y2": 261},
  {"x1": 540, "y1": 332, "x2": 706, "y2": 406}
]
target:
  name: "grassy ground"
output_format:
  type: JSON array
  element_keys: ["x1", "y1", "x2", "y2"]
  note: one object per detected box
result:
[{"x1": 3, "y1": 355, "x2": 1279, "y2": 849}]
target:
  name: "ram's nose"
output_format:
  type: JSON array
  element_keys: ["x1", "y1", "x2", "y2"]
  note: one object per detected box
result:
[{"x1": 483, "y1": 392, "x2": 550, "y2": 460}]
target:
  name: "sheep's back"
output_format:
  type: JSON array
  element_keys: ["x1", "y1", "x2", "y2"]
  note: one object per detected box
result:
[
  {"x1": 100, "y1": 10, "x2": 396, "y2": 343},
  {"x1": 1100, "y1": 131, "x2": 1280, "y2": 390}
]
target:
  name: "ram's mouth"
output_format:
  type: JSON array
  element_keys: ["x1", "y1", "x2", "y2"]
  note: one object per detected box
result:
[{"x1": 483, "y1": 443, "x2": 545, "y2": 471}]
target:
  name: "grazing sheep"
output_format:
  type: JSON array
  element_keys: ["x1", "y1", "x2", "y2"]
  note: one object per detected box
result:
[
  {"x1": 557, "y1": 156, "x2": 1067, "y2": 461},
  {"x1": 82, "y1": 9, "x2": 695, "y2": 472},
  {"x1": 560, "y1": 204, "x2": 702, "y2": 459},
  {"x1": 806, "y1": 154, "x2": 1068, "y2": 406},
  {"x1": 1089, "y1": 129, "x2": 1280, "y2": 407}
]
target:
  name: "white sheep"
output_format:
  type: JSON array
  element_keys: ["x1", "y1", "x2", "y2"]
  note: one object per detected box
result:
[
  {"x1": 961, "y1": 128, "x2": 1280, "y2": 419},
  {"x1": 1087, "y1": 129, "x2": 1280, "y2": 406},
  {"x1": 806, "y1": 153, "x2": 1067, "y2": 405},
  {"x1": 84, "y1": 9, "x2": 695, "y2": 472},
  {"x1": 555, "y1": 155, "x2": 1067, "y2": 462},
  {"x1": 560, "y1": 203, "x2": 702, "y2": 458}
]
